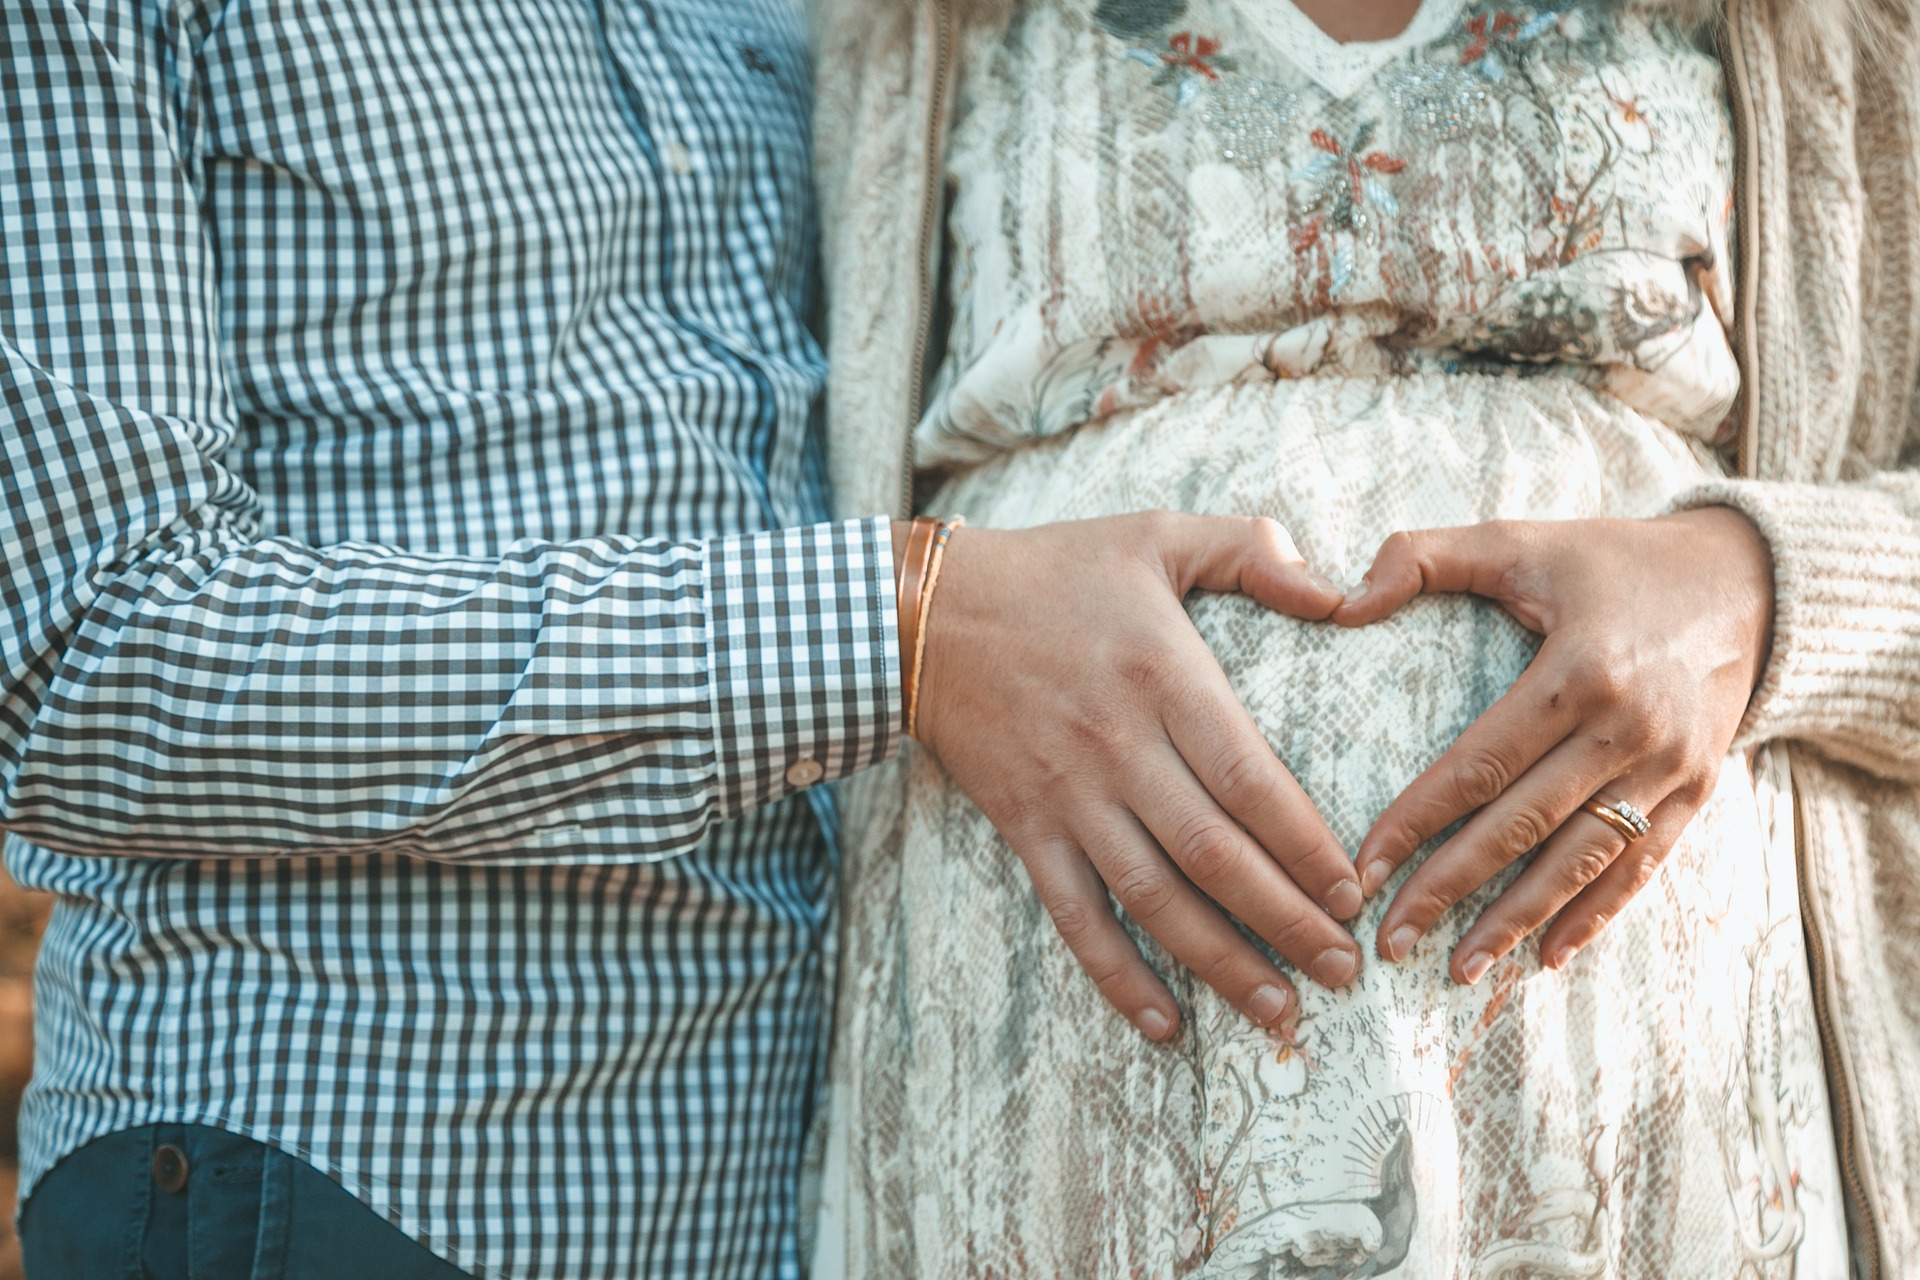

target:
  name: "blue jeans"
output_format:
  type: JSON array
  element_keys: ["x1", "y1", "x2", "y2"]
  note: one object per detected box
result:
[{"x1": 19, "y1": 1125, "x2": 475, "y2": 1280}]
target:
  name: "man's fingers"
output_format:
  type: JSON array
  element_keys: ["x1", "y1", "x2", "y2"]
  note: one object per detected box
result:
[
  {"x1": 1165, "y1": 514, "x2": 1344, "y2": 621},
  {"x1": 1160, "y1": 670, "x2": 1361, "y2": 921},
  {"x1": 1357, "y1": 654, "x2": 1579, "y2": 899},
  {"x1": 1537, "y1": 799, "x2": 1694, "y2": 970},
  {"x1": 1129, "y1": 743, "x2": 1362, "y2": 988},
  {"x1": 1445, "y1": 780, "x2": 1672, "y2": 982},
  {"x1": 1019, "y1": 835, "x2": 1181, "y2": 1040},
  {"x1": 1080, "y1": 808, "x2": 1306, "y2": 1027},
  {"x1": 1332, "y1": 523, "x2": 1525, "y2": 628}
]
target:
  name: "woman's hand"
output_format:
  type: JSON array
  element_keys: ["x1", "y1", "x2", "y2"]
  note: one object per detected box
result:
[
  {"x1": 914, "y1": 512, "x2": 1365, "y2": 1041},
  {"x1": 1331, "y1": 508, "x2": 1774, "y2": 982}
]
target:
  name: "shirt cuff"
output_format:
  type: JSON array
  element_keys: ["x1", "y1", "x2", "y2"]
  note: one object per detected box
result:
[{"x1": 703, "y1": 516, "x2": 902, "y2": 816}]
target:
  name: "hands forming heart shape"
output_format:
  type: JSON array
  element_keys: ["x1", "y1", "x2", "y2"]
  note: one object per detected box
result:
[{"x1": 913, "y1": 505, "x2": 1774, "y2": 1041}]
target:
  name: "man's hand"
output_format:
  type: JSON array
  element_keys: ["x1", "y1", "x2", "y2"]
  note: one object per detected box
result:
[
  {"x1": 912, "y1": 512, "x2": 1364, "y2": 1042},
  {"x1": 1332, "y1": 508, "x2": 1774, "y2": 982}
]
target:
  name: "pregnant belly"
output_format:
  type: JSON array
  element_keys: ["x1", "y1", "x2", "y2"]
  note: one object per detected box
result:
[{"x1": 926, "y1": 372, "x2": 1724, "y2": 846}]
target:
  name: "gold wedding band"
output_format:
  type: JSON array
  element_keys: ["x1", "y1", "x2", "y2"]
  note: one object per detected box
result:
[{"x1": 1581, "y1": 796, "x2": 1651, "y2": 842}]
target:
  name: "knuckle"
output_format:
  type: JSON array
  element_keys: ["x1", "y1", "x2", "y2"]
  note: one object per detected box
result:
[
  {"x1": 1118, "y1": 644, "x2": 1183, "y2": 695},
  {"x1": 1495, "y1": 807, "x2": 1553, "y2": 859},
  {"x1": 1579, "y1": 654, "x2": 1634, "y2": 708},
  {"x1": 1191, "y1": 941, "x2": 1250, "y2": 993},
  {"x1": 1448, "y1": 755, "x2": 1512, "y2": 811},
  {"x1": 1172, "y1": 817, "x2": 1244, "y2": 883},
  {"x1": 1560, "y1": 840, "x2": 1616, "y2": 890},
  {"x1": 1111, "y1": 863, "x2": 1180, "y2": 921},
  {"x1": 1261, "y1": 910, "x2": 1327, "y2": 963},
  {"x1": 1401, "y1": 879, "x2": 1459, "y2": 922},
  {"x1": 1617, "y1": 851, "x2": 1664, "y2": 894},
  {"x1": 1070, "y1": 702, "x2": 1127, "y2": 752},
  {"x1": 1211, "y1": 748, "x2": 1279, "y2": 814},
  {"x1": 1380, "y1": 529, "x2": 1419, "y2": 563},
  {"x1": 1045, "y1": 895, "x2": 1104, "y2": 951}
]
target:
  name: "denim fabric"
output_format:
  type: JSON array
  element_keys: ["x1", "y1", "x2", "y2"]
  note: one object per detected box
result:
[{"x1": 20, "y1": 1125, "x2": 475, "y2": 1280}]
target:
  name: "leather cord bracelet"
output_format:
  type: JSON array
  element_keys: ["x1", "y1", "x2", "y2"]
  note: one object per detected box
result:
[
  {"x1": 895, "y1": 516, "x2": 940, "y2": 736},
  {"x1": 896, "y1": 515, "x2": 965, "y2": 741}
]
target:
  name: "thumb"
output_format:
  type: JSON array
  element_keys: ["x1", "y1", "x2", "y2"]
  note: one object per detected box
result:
[
  {"x1": 1331, "y1": 523, "x2": 1523, "y2": 627},
  {"x1": 1171, "y1": 515, "x2": 1344, "y2": 621}
]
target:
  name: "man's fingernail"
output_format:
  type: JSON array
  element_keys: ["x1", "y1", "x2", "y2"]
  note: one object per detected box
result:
[
  {"x1": 1249, "y1": 984, "x2": 1291, "y2": 1025},
  {"x1": 1138, "y1": 1008, "x2": 1174, "y2": 1040},
  {"x1": 1459, "y1": 950, "x2": 1493, "y2": 984},
  {"x1": 1359, "y1": 860, "x2": 1389, "y2": 897},
  {"x1": 1324, "y1": 880, "x2": 1362, "y2": 918},
  {"x1": 1385, "y1": 924, "x2": 1421, "y2": 962},
  {"x1": 1311, "y1": 948, "x2": 1358, "y2": 987},
  {"x1": 1547, "y1": 945, "x2": 1577, "y2": 971}
]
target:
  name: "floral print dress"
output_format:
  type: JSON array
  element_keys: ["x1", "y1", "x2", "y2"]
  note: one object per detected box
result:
[{"x1": 827, "y1": 1, "x2": 1849, "y2": 1276}]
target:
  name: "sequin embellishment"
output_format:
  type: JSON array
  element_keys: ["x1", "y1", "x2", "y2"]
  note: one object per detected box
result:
[
  {"x1": 1387, "y1": 60, "x2": 1491, "y2": 141},
  {"x1": 1202, "y1": 78, "x2": 1299, "y2": 167}
]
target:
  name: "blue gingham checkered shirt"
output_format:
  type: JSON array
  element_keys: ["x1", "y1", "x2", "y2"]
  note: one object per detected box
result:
[{"x1": 1, "y1": 0, "x2": 900, "y2": 1274}]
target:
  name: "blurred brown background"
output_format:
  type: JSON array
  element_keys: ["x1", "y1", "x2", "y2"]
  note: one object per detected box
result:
[{"x1": 0, "y1": 864, "x2": 47, "y2": 1280}]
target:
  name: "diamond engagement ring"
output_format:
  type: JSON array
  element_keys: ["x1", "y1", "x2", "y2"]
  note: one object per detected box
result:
[{"x1": 1581, "y1": 796, "x2": 1652, "y2": 841}]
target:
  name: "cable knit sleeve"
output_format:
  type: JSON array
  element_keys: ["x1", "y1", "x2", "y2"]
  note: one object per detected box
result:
[{"x1": 1675, "y1": 455, "x2": 1920, "y2": 782}]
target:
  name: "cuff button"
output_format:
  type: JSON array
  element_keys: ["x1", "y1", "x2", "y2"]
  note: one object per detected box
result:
[{"x1": 785, "y1": 757, "x2": 824, "y2": 788}]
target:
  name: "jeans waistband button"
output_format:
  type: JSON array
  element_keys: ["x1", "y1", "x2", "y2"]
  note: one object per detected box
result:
[{"x1": 151, "y1": 1143, "x2": 189, "y2": 1194}]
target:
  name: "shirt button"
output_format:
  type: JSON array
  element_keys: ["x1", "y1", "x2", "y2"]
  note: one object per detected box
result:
[
  {"x1": 785, "y1": 757, "x2": 824, "y2": 788},
  {"x1": 152, "y1": 1143, "x2": 190, "y2": 1194},
  {"x1": 663, "y1": 141, "x2": 693, "y2": 176}
]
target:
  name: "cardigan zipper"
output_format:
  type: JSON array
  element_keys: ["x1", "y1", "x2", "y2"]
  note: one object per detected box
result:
[
  {"x1": 1789, "y1": 756, "x2": 1883, "y2": 1279},
  {"x1": 896, "y1": 0, "x2": 955, "y2": 519},
  {"x1": 1722, "y1": 7, "x2": 1882, "y2": 1271},
  {"x1": 1722, "y1": 0, "x2": 1763, "y2": 478}
]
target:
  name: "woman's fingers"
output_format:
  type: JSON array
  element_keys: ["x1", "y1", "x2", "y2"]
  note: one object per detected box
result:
[
  {"x1": 1375, "y1": 735, "x2": 1620, "y2": 962},
  {"x1": 1331, "y1": 523, "x2": 1532, "y2": 628},
  {"x1": 1078, "y1": 807, "x2": 1305, "y2": 1030},
  {"x1": 1537, "y1": 795, "x2": 1700, "y2": 970},
  {"x1": 1445, "y1": 782, "x2": 1674, "y2": 982},
  {"x1": 1129, "y1": 742, "x2": 1363, "y2": 989},
  {"x1": 1357, "y1": 653, "x2": 1580, "y2": 899},
  {"x1": 1018, "y1": 833, "x2": 1182, "y2": 1040}
]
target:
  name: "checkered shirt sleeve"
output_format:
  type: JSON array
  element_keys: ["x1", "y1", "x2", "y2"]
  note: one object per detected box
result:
[{"x1": 0, "y1": 0, "x2": 900, "y2": 862}]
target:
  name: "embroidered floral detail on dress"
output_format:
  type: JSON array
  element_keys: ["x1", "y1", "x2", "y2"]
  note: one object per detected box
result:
[
  {"x1": 1291, "y1": 122, "x2": 1407, "y2": 243},
  {"x1": 1459, "y1": 4, "x2": 1597, "y2": 80}
]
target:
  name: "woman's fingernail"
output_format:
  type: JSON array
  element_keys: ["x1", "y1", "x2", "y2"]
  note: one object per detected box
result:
[
  {"x1": 1138, "y1": 1008, "x2": 1174, "y2": 1040},
  {"x1": 1324, "y1": 880, "x2": 1362, "y2": 918},
  {"x1": 1307, "y1": 569, "x2": 1341, "y2": 595},
  {"x1": 1459, "y1": 950, "x2": 1493, "y2": 984},
  {"x1": 1312, "y1": 948, "x2": 1359, "y2": 987},
  {"x1": 1249, "y1": 984, "x2": 1291, "y2": 1025},
  {"x1": 1360, "y1": 860, "x2": 1389, "y2": 897},
  {"x1": 1345, "y1": 577, "x2": 1371, "y2": 601},
  {"x1": 1385, "y1": 924, "x2": 1421, "y2": 962},
  {"x1": 1547, "y1": 944, "x2": 1577, "y2": 971}
]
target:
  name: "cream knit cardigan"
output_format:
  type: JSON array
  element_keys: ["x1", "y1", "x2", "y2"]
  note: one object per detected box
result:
[{"x1": 812, "y1": 0, "x2": 1920, "y2": 1272}]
